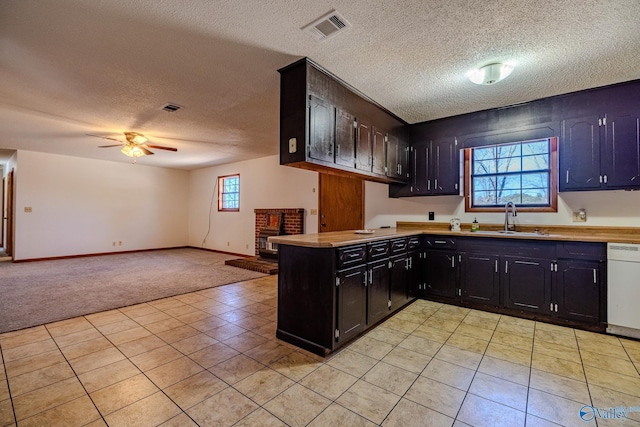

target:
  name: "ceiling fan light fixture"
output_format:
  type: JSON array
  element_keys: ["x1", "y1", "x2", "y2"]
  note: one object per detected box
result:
[
  {"x1": 467, "y1": 63, "x2": 514, "y2": 85},
  {"x1": 121, "y1": 144, "x2": 146, "y2": 158}
]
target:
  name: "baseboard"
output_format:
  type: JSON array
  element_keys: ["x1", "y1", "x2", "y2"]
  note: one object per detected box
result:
[
  {"x1": 14, "y1": 246, "x2": 190, "y2": 263},
  {"x1": 189, "y1": 246, "x2": 253, "y2": 258}
]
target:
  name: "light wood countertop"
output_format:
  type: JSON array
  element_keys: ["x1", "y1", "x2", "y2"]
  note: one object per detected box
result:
[{"x1": 269, "y1": 222, "x2": 640, "y2": 248}]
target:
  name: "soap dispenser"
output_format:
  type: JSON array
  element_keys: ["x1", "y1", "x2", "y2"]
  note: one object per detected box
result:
[{"x1": 471, "y1": 218, "x2": 479, "y2": 232}]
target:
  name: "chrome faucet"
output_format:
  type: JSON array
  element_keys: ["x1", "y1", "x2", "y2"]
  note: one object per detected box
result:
[{"x1": 504, "y1": 201, "x2": 517, "y2": 231}]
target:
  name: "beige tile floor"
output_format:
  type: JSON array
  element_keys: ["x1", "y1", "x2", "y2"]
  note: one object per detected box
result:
[{"x1": 1, "y1": 274, "x2": 640, "y2": 427}]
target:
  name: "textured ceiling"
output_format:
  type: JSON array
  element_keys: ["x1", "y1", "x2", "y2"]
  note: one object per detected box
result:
[{"x1": 1, "y1": 0, "x2": 639, "y2": 170}]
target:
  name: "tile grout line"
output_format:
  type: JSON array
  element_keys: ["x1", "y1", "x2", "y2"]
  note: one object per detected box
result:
[{"x1": 0, "y1": 340, "x2": 19, "y2": 427}]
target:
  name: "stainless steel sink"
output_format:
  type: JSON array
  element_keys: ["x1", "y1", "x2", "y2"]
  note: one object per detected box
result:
[{"x1": 472, "y1": 230, "x2": 551, "y2": 237}]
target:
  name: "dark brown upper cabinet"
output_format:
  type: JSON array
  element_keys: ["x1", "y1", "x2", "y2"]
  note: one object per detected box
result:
[
  {"x1": 560, "y1": 110, "x2": 640, "y2": 191},
  {"x1": 279, "y1": 58, "x2": 408, "y2": 184}
]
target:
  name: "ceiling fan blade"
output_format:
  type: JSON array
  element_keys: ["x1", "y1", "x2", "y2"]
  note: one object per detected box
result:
[
  {"x1": 146, "y1": 144, "x2": 178, "y2": 152},
  {"x1": 98, "y1": 144, "x2": 124, "y2": 148},
  {"x1": 139, "y1": 146, "x2": 154, "y2": 155},
  {"x1": 86, "y1": 134, "x2": 123, "y2": 143}
]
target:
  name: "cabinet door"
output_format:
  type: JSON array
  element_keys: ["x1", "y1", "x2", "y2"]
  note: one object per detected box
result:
[
  {"x1": 308, "y1": 95, "x2": 335, "y2": 163},
  {"x1": 385, "y1": 135, "x2": 409, "y2": 181},
  {"x1": 460, "y1": 253, "x2": 500, "y2": 306},
  {"x1": 407, "y1": 250, "x2": 422, "y2": 299},
  {"x1": 389, "y1": 255, "x2": 408, "y2": 310},
  {"x1": 603, "y1": 111, "x2": 640, "y2": 189},
  {"x1": 372, "y1": 127, "x2": 387, "y2": 175},
  {"x1": 413, "y1": 143, "x2": 429, "y2": 194},
  {"x1": 560, "y1": 117, "x2": 601, "y2": 191},
  {"x1": 336, "y1": 266, "x2": 368, "y2": 343},
  {"x1": 432, "y1": 138, "x2": 459, "y2": 195},
  {"x1": 355, "y1": 119, "x2": 372, "y2": 171},
  {"x1": 424, "y1": 249, "x2": 457, "y2": 300},
  {"x1": 335, "y1": 108, "x2": 356, "y2": 168},
  {"x1": 367, "y1": 260, "x2": 390, "y2": 324},
  {"x1": 555, "y1": 260, "x2": 602, "y2": 324},
  {"x1": 502, "y1": 256, "x2": 552, "y2": 315}
]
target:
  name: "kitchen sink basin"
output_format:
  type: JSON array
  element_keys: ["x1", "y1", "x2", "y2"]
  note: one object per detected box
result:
[{"x1": 472, "y1": 230, "x2": 551, "y2": 237}]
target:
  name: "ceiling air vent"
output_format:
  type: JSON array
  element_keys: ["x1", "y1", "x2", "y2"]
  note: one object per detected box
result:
[
  {"x1": 161, "y1": 103, "x2": 183, "y2": 113},
  {"x1": 302, "y1": 10, "x2": 351, "y2": 41}
]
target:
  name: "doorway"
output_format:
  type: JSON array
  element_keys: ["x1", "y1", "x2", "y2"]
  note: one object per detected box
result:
[
  {"x1": 318, "y1": 173, "x2": 364, "y2": 232},
  {"x1": 5, "y1": 169, "x2": 14, "y2": 257}
]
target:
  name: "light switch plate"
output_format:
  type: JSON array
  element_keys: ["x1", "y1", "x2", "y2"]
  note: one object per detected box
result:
[{"x1": 288, "y1": 138, "x2": 297, "y2": 153}]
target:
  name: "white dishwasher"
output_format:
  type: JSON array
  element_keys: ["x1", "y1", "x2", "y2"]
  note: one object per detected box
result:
[{"x1": 607, "y1": 242, "x2": 640, "y2": 339}]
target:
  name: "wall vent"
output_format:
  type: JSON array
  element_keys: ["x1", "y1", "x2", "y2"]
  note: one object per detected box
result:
[
  {"x1": 302, "y1": 10, "x2": 351, "y2": 41},
  {"x1": 161, "y1": 103, "x2": 183, "y2": 113}
]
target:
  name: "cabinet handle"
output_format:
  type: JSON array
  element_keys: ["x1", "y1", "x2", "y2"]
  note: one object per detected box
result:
[
  {"x1": 369, "y1": 269, "x2": 372, "y2": 285},
  {"x1": 599, "y1": 175, "x2": 603, "y2": 184},
  {"x1": 550, "y1": 303, "x2": 554, "y2": 312},
  {"x1": 566, "y1": 170, "x2": 569, "y2": 184},
  {"x1": 451, "y1": 256, "x2": 455, "y2": 268},
  {"x1": 551, "y1": 262, "x2": 554, "y2": 272},
  {"x1": 593, "y1": 269, "x2": 597, "y2": 284},
  {"x1": 505, "y1": 261, "x2": 508, "y2": 274},
  {"x1": 555, "y1": 304, "x2": 558, "y2": 312},
  {"x1": 495, "y1": 260, "x2": 498, "y2": 273},
  {"x1": 435, "y1": 179, "x2": 438, "y2": 189},
  {"x1": 363, "y1": 271, "x2": 368, "y2": 287},
  {"x1": 604, "y1": 175, "x2": 608, "y2": 184},
  {"x1": 427, "y1": 180, "x2": 431, "y2": 190},
  {"x1": 435, "y1": 240, "x2": 446, "y2": 244}
]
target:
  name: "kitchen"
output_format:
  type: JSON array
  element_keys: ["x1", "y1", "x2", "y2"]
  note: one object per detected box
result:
[{"x1": 273, "y1": 56, "x2": 640, "y2": 348}]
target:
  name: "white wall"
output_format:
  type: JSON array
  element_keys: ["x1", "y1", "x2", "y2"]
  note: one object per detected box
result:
[
  {"x1": 188, "y1": 155, "x2": 318, "y2": 255},
  {"x1": 365, "y1": 181, "x2": 640, "y2": 229},
  {"x1": 13, "y1": 150, "x2": 189, "y2": 260}
]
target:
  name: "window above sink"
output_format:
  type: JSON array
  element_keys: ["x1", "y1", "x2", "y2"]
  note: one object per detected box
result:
[{"x1": 464, "y1": 137, "x2": 558, "y2": 213}]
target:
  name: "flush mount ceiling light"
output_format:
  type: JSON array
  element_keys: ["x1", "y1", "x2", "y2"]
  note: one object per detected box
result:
[{"x1": 467, "y1": 63, "x2": 515, "y2": 85}]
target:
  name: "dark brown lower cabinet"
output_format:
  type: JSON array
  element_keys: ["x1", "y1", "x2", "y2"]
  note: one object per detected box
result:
[
  {"x1": 336, "y1": 265, "x2": 367, "y2": 344},
  {"x1": 459, "y1": 253, "x2": 500, "y2": 306},
  {"x1": 367, "y1": 260, "x2": 390, "y2": 324},
  {"x1": 277, "y1": 235, "x2": 607, "y2": 356},
  {"x1": 424, "y1": 249, "x2": 457, "y2": 300},
  {"x1": 502, "y1": 256, "x2": 553, "y2": 314},
  {"x1": 389, "y1": 254, "x2": 408, "y2": 310},
  {"x1": 555, "y1": 259, "x2": 604, "y2": 324}
]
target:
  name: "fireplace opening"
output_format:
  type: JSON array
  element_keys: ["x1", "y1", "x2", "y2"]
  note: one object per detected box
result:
[{"x1": 258, "y1": 212, "x2": 285, "y2": 259}]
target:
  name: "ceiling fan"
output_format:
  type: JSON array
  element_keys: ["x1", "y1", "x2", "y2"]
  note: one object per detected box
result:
[{"x1": 89, "y1": 132, "x2": 177, "y2": 161}]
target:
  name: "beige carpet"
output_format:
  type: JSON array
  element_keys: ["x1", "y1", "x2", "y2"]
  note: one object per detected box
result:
[{"x1": 0, "y1": 248, "x2": 266, "y2": 333}]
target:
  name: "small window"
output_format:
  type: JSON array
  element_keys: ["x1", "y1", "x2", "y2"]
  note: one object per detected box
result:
[
  {"x1": 464, "y1": 138, "x2": 557, "y2": 212},
  {"x1": 218, "y1": 174, "x2": 239, "y2": 211}
]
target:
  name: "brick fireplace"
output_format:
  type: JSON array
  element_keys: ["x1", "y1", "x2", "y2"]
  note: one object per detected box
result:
[{"x1": 254, "y1": 208, "x2": 304, "y2": 256}]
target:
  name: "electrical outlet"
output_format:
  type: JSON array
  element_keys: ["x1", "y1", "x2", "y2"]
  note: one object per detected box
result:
[
  {"x1": 24, "y1": 206, "x2": 32, "y2": 213},
  {"x1": 572, "y1": 210, "x2": 587, "y2": 222},
  {"x1": 118, "y1": 241, "x2": 122, "y2": 246},
  {"x1": 310, "y1": 209, "x2": 318, "y2": 215},
  {"x1": 428, "y1": 211, "x2": 435, "y2": 221},
  {"x1": 288, "y1": 138, "x2": 297, "y2": 153},
  {"x1": 227, "y1": 241, "x2": 230, "y2": 246}
]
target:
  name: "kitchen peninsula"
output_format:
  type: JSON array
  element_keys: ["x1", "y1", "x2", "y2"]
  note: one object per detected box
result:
[{"x1": 271, "y1": 224, "x2": 640, "y2": 356}]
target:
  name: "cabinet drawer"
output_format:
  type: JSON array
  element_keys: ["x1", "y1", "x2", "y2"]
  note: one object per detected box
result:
[
  {"x1": 338, "y1": 245, "x2": 367, "y2": 269},
  {"x1": 424, "y1": 236, "x2": 456, "y2": 250},
  {"x1": 390, "y1": 238, "x2": 408, "y2": 255},
  {"x1": 556, "y1": 241, "x2": 606, "y2": 260},
  {"x1": 368, "y1": 241, "x2": 390, "y2": 261},
  {"x1": 407, "y1": 236, "x2": 421, "y2": 251}
]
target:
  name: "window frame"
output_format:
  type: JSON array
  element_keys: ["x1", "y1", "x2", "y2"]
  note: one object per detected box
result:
[
  {"x1": 464, "y1": 137, "x2": 558, "y2": 213},
  {"x1": 218, "y1": 174, "x2": 240, "y2": 212}
]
